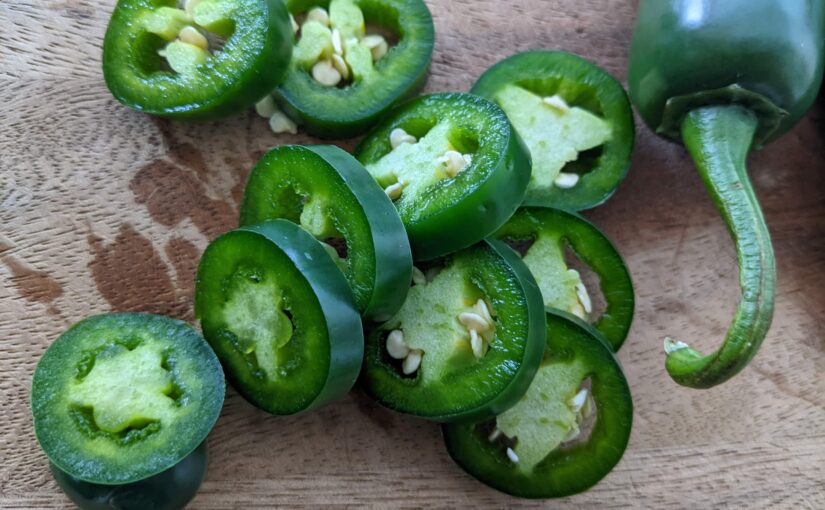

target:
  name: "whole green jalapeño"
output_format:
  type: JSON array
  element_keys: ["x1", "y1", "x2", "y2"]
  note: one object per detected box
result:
[
  {"x1": 271, "y1": 0, "x2": 434, "y2": 138},
  {"x1": 103, "y1": 0, "x2": 293, "y2": 119}
]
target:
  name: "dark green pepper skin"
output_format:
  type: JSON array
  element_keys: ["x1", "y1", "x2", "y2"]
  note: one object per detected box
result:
[
  {"x1": 628, "y1": 0, "x2": 825, "y2": 145},
  {"x1": 626, "y1": 0, "x2": 825, "y2": 388},
  {"x1": 442, "y1": 310, "x2": 633, "y2": 499},
  {"x1": 103, "y1": 0, "x2": 293, "y2": 120},
  {"x1": 275, "y1": 0, "x2": 434, "y2": 138},
  {"x1": 51, "y1": 442, "x2": 207, "y2": 510}
]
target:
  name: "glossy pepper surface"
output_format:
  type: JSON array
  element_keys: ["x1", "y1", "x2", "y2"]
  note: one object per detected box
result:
[
  {"x1": 628, "y1": 0, "x2": 825, "y2": 388},
  {"x1": 103, "y1": 0, "x2": 293, "y2": 119}
]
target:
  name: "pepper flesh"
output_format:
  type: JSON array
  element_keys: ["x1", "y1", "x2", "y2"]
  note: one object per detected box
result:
[{"x1": 627, "y1": 0, "x2": 824, "y2": 388}]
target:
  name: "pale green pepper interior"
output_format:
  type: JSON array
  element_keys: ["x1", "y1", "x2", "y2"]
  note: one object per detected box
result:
[
  {"x1": 223, "y1": 270, "x2": 294, "y2": 379},
  {"x1": 495, "y1": 85, "x2": 611, "y2": 195},
  {"x1": 365, "y1": 122, "x2": 461, "y2": 198},
  {"x1": 382, "y1": 262, "x2": 489, "y2": 383},
  {"x1": 68, "y1": 341, "x2": 178, "y2": 435},
  {"x1": 521, "y1": 233, "x2": 587, "y2": 318},
  {"x1": 143, "y1": 0, "x2": 234, "y2": 75},
  {"x1": 496, "y1": 357, "x2": 589, "y2": 472},
  {"x1": 293, "y1": 0, "x2": 380, "y2": 83}
]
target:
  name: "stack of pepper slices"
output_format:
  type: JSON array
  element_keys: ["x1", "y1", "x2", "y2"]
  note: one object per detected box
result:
[{"x1": 30, "y1": 0, "x2": 646, "y2": 506}]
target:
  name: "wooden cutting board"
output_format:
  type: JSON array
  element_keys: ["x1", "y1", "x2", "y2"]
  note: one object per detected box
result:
[{"x1": 2, "y1": 0, "x2": 824, "y2": 507}]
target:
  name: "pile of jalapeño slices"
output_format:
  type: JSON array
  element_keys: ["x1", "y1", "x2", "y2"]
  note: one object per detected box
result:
[{"x1": 32, "y1": 0, "x2": 638, "y2": 505}]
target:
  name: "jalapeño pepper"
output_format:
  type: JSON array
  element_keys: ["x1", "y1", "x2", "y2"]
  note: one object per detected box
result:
[
  {"x1": 628, "y1": 0, "x2": 825, "y2": 388},
  {"x1": 103, "y1": 0, "x2": 293, "y2": 119},
  {"x1": 240, "y1": 144, "x2": 412, "y2": 322},
  {"x1": 472, "y1": 51, "x2": 635, "y2": 211},
  {"x1": 495, "y1": 207, "x2": 634, "y2": 352},
  {"x1": 361, "y1": 239, "x2": 546, "y2": 423},
  {"x1": 355, "y1": 93, "x2": 531, "y2": 261},
  {"x1": 271, "y1": 0, "x2": 434, "y2": 138},
  {"x1": 195, "y1": 219, "x2": 364, "y2": 415},
  {"x1": 443, "y1": 309, "x2": 633, "y2": 498},
  {"x1": 30, "y1": 313, "x2": 225, "y2": 508}
]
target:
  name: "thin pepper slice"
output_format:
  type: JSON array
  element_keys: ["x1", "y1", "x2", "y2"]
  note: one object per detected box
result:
[
  {"x1": 273, "y1": 0, "x2": 434, "y2": 138},
  {"x1": 103, "y1": 0, "x2": 293, "y2": 119},
  {"x1": 495, "y1": 206, "x2": 634, "y2": 351},
  {"x1": 51, "y1": 442, "x2": 208, "y2": 510},
  {"x1": 443, "y1": 309, "x2": 633, "y2": 498},
  {"x1": 240, "y1": 144, "x2": 412, "y2": 322},
  {"x1": 360, "y1": 239, "x2": 546, "y2": 423},
  {"x1": 195, "y1": 219, "x2": 363, "y2": 415},
  {"x1": 355, "y1": 93, "x2": 531, "y2": 261},
  {"x1": 472, "y1": 51, "x2": 634, "y2": 210},
  {"x1": 30, "y1": 313, "x2": 225, "y2": 485},
  {"x1": 627, "y1": 0, "x2": 824, "y2": 388}
]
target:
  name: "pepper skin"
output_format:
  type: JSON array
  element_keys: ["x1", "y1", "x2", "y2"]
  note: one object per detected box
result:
[{"x1": 628, "y1": 0, "x2": 824, "y2": 388}]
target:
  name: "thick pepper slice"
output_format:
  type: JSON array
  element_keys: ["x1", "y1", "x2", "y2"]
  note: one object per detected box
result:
[
  {"x1": 51, "y1": 442, "x2": 207, "y2": 510},
  {"x1": 628, "y1": 0, "x2": 825, "y2": 388},
  {"x1": 360, "y1": 239, "x2": 545, "y2": 423},
  {"x1": 443, "y1": 310, "x2": 633, "y2": 499},
  {"x1": 240, "y1": 144, "x2": 412, "y2": 323},
  {"x1": 195, "y1": 219, "x2": 363, "y2": 415},
  {"x1": 271, "y1": 0, "x2": 434, "y2": 138},
  {"x1": 472, "y1": 51, "x2": 634, "y2": 211},
  {"x1": 355, "y1": 93, "x2": 531, "y2": 260},
  {"x1": 30, "y1": 313, "x2": 225, "y2": 486},
  {"x1": 103, "y1": 0, "x2": 293, "y2": 119},
  {"x1": 495, "y1": 206, "x2": 634, "y2": 351}
]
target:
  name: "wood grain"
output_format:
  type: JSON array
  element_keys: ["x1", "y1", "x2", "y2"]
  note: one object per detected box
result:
[{"x1": 2, "y1": 0, "x2": 824, "y2": 508}]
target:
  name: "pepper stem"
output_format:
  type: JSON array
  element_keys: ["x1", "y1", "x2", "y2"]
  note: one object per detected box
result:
[{"x1": 666, "y1": 105, "x2": 776, "y2": 388}]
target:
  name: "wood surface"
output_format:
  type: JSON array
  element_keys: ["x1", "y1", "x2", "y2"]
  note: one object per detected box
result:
[{"x1": 2, "y1": 0, "x2": 824, "y2": 508}]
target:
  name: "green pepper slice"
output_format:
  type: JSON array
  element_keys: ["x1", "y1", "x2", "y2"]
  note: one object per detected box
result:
[
  {"x1": 195, "y1": 219, "x2": 363, "y2": 415},
  {"x1": 443, "y1": 309, "x2": 633, "y2": 499},
  {"x1": 271, "y1": 0, "x2": 434, "y2": 138},
  {"x1": 50, "y1": 442, "x2": 207, "y2": 510},
  {"x1": 103, "y1": 0, "x2": 293, "y2": 119},
  {"x1": 472, "y1": 51, "x2": 635, "y2": 211},
  {"x1": 30, "y1": 313, "x2": 225, "y2": 485},
  {"x1": 240, "y1": 144, "x2": 412, "y2": 322},
  {"x1": 494, "y1": 206, "x2": 634, "y2": 351},
  {"x1": 355, "y1": 93, "x2": 531, "y2": 260},
  {"x1": 361, "y1": 239, "x2": 545, "y2": 423}
]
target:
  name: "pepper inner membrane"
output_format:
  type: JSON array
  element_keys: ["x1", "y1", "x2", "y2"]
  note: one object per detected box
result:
[
  {"x1": 495, "y1": 78, "x2": 611, "y2": 195},
  {"x1": 365, "y1": 118, "x2": 479, "y2": 202},
  {"x1": 379, "y1": 259, "x2": 496, "y2": 380},
  {"x1": 67, "y1": 337, "x2": 186, "y2": 445},
  {"x1": 487, "y1": 357, "x2": 596, "y2": 472},
  {"x1": 221, "y1": 265, "x2": 296, "y2": 380},
  {"x1": 505, "y1": 235, "x2": 604, "y2": 323},
  {"x1": 292, "y1": 0, "x2": 400, "y2": 88},
  {"x1": 141, "y1": 0, "x2": 236, "y2": 75}
]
